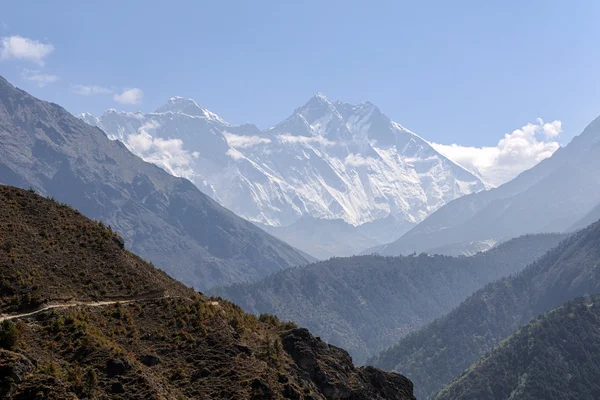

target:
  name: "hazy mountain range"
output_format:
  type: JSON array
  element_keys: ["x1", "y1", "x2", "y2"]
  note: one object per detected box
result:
[
  {"x1": 435, "y1": 295, "x2": 600, "y2": 400},
  {"x1": 82, "y1": 95, "x2": 488, "y2": 258},
  {"x1": 210, "y1": 233, "x2": 566, "y2": 364}
]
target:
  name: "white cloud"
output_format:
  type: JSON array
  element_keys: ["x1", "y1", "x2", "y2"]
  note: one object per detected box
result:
[
  {"x1": 226, "y1": 148, "x2": 245, "y2": 160},
  {"x1": 73, "y1": 84, "x2": 112, "y2": 96},
  {"x1": 538, "y1": 118, "x2": 562, "y2": 138},
  {"x1": 114, "y1": 88, "x2": 143, "y2": 105},
  {"x1": 20, "y1": 69, "x2": 59, "y2": 87},
  {"x1": 344, "y1": 153, "x2": 371, "y2": 167},
  {"x1": 276, "y1": 134, "x2": 336, "y2": 146},
  {"x1": 431, "y1": 118, "x2": 562, "y2": 187},
  {"x1": 223, "y1": 132, "x2": 272, "y2": 148},
  {"x1": 123, "y1": 120, "x2": 196, "y2": 179},
  {"x1": 0, "y1": 35, "x2": 54, "y2": 65}
]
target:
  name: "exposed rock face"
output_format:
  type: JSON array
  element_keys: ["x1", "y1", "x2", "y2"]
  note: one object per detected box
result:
[
  {"x1": 0, "y1": 350, "x2": 34, "y2": 396},
  {"x1": 282, "y1": 328, "x2": 415, "y2": 400}
]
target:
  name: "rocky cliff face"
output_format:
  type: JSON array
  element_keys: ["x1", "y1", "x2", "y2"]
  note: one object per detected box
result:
[{"x1": 281, "y1": 328, "x2": 415, "y2": 400}]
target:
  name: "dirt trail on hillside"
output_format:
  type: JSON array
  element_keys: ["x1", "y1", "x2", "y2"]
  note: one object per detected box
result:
[{"x1": 0, "y1": 293, "x2": 189, "y2": 322}]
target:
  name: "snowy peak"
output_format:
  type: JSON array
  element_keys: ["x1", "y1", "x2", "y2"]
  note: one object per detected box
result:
[
  {"x1": 274, "y1": 95, "x2": 405, "y2": 148},
  {"x1": 154, "y1": 96, "x2": 230, "y2": 125},
  {"x1": 156, "y1": 96, "x2": 199, "y2": 112},
  {"x1": 279, "y1": 93, "x2": 343, "y2": 137},
  {"x1": 300, "y1": 92, "x2": 336, "y2": 114},
  {"x1": 273, "y1": 95, "x2": 390, "y2": 144}
]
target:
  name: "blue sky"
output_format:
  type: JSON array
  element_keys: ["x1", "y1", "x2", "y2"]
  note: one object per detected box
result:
[{"x1": 1, "y1": 0, "x2": 599, "y2": 151}]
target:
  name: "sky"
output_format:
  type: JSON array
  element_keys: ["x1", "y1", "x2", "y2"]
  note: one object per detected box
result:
[{"x1": 1, "y1": 1, "x2": 600, "y2": 185}]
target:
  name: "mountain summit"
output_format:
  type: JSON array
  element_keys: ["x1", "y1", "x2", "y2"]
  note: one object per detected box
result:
[{"x1": 155, "y1": 96, "x2": 229, "y2": 123}]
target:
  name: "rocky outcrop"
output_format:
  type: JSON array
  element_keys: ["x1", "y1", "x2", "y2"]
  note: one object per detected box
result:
[
  {"x1": 282, "y1": 328, "x2": 415, "y2": 400},
  {"x1": 0, "y1": 350, "x2": 34, "y2": 397}
]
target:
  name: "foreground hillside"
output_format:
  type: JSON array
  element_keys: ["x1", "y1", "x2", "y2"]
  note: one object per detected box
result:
[
  {"x1": 0, "y1": 185, "x2": 415, "y2": 399},
  {"x1": 0, "y1": 75, "x2": 311, "y2": 291},
  {"x1": 370, "y1": 218, "x2": 600, "y2": 399},
  {"x1": 436, "y1": 296, "x2": 600, "y2": 400},
  {"x1": 211, "y1": 233, "x2": 565, "y2": 364}
]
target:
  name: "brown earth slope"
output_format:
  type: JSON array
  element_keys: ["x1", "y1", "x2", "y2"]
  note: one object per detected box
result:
[
  {"x1": 0, "y1": 185, "x2": 193, "y2": 314},
  {"x1": 0, "y1": 186, "x2": 415, "y2": 399}
]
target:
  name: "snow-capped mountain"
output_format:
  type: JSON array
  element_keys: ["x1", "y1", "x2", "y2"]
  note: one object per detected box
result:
[{"x1": 82, "y1": 94, "x2": 488, "y2": 257}]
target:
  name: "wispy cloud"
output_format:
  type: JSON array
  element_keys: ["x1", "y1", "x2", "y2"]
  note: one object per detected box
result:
[
  {"x1": 344, "y1": 153, "x2": 371, "y2": 167},
  {"x1": 223, "y1": 132, "x2": 271, "y2": 148},
  {"x1": 72, "y1": 84, "x2": 113, "y2": 96},
  {"x1": 124, "y1": 120, "x2": 197, "y2": 179},
  {"x1": 431, "y1": 118, "x2": 562, "y2": 186},
  {"x1": 114, "y1": 88, "x2": 143, "y2": 105},
  {"x1": 226, "y1": 148, "x2": 245, "y2": 160},
  {"x1": 276, "y1": 134, "x2": 336, "y2": 146},
  {"x1": 0, "y1": 35, "x2": 54, "y2": 65},
  {"x1": 20, "y1": 69, "x2": 59, "y2": 87}
]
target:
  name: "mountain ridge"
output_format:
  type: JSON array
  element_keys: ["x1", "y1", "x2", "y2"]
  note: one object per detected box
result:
[
  {"x1": 0, "y1": 75, "x2": 311, "y2": 291},
  {"x1": 435, "y1": 296, "x2": 600, "y2": 400},
  {"x1": 83, "y1": 93, "x2": 489, "y2": 257},
  {"x1": 210, "y1": 232, "x2": 566, "y2": 364}
]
